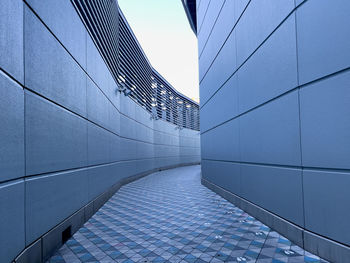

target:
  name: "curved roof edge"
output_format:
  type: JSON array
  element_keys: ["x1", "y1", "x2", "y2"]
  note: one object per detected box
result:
[{"x1": 181, "y1": 0, "x2": 197, "y2": 34}]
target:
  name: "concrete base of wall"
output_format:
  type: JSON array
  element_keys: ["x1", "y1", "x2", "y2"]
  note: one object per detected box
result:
[
  {"x1": 201, "y1": 177, "x2": 350, "y2": 263},
  {"x1": 14, "y1": 162, "x2": 200, "y2": 263}
]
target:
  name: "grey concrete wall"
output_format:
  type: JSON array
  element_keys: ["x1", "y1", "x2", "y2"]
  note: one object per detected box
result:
[
  {"x1": 0, "y1": 1, "x2": 200, "y2": 262},
  {"x1": 198, "y1": 0, "x2": 350, "y2": 252}
]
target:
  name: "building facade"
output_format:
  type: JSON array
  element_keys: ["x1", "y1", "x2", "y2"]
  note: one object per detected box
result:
[
  {"x1": 183, "y1": 0, "x2": 350, "y2": 262},
  {"x1": 0, "y1": 0, "x2": 200, "y2": 262}
]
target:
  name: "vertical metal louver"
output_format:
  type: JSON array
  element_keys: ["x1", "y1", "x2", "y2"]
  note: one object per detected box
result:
[
  {"x1": 118, "y1": 11, "x2": 153, "y2": 112},
  {"x1": 151, "y1": 70, "x2": 200, "y2": 131},
  {"x1": 71, "y1": 0, "x2": 200, "y2": 131},
  {"x1": 71, "y1": 0, "x2": 120, "y2": 83}
]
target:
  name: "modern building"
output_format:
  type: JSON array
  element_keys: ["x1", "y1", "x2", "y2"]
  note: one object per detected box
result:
[
  {"x1": 183, "y1": 0, "x2": 350, "y2": 262},
  {"x1": 0, "y1": 0, "x2": 200, "y2": 262}
]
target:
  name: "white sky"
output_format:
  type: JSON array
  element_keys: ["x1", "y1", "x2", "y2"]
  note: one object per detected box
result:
[{"x1": 118, "y1": 0, "x2": 199, "y2": 102}]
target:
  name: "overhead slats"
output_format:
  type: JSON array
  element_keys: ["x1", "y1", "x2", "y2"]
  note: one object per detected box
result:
[{"x1": 71, "y1": 0, "x2": 199, "y2": 131}]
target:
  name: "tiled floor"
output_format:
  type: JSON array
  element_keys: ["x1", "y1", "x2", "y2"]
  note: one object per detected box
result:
[{"x1": 48, "y1": 165, "x2": 327, "y2": 263}]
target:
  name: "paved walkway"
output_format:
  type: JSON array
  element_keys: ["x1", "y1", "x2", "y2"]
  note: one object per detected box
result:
[{"x1": 48, "y1": 165, "x2": 326, "y2": 263}]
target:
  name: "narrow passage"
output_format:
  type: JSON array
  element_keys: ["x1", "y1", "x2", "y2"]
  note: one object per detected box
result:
[{"x1": 48, "y1": 166, "x2": 326, "y2": 263}]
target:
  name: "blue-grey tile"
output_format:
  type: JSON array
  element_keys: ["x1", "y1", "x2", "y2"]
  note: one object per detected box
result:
[
  {"x1": 136, "y1": 141, "x2": 153, "y2": 160},
  {"x1": 200, "y1": 74, "x2": 239, "y2": 132},
  {"x1": 239, "y1": 91, "x2": 301, "y2": 166},
  {"x1": 295, "y1": 0, "x2": 306, "y2": 6},
  {"x1": 0, "y1": 180, "x2": 25, "y2": 263},
  {"x1": 87, "y1": 163, "x2": 123, "y2": 201},
  {"x1": 25, "y1": 92, "x2": 87, "y2": 175},
  {"x1": 25, "y1": 169, "x2": 88, "y2": 244},
  {"x1": 26, "y1": 0, "x2": 86, "y2": 68},
  {"x1": 120, "y1": 137, "x2": 137, "y2": 161},
  {"x1": 109, "y1": 102, "x2": 120, "y2": 135},
  {"x1": 304, "y1": 169, "x2": 350, "y2": 246},
  {"x1": 237, "y1": 15, "x2": 298, "y2": 114},
  {"x1": 86, "y1": 36, "x2": 117, "y2": 105},
  {"x1": 0, "y1": 0, "x2": 23, "y2": 83},
  {"x1": 0, "y1": 71, "x2": 24, "y2": 182},
  {"x1": 87, "y1": 79, "x2": 110, "y2": 130},
  {"x1": 202, "y1": 160, "x2": 241, "y2": 196},
  {"x1": 117, "y1": 160, "x2": 139, "y2": 179},
  {"x1": 120, "y1": 96, "x2": 136, "y2": 119},
  {"x1": 201, "y1": 119, "x2": 240, "y2": 162},
  {"x1": 42, "y1": 208, "x2": 85, "y2": 262},
  {"x1": 199, "y1": 0, "x2": 238, "y2": 81},
  {"x1": 136, "y1": 159, "x2": 154, "y2": 174},
  {"x1": 300, "y1": 70, "x2": 350, "y2": 169},
  {"x1": 234, "y1": 0, "x2": 250, "y2": 20},
  {"x1": 48, "y1": 165, "x2": 323, "y2": 263},
  {"x1": 120, "y1": 114, "x2": 136, "y2": 139},
  {"x1": 235, "y1": 0, "x2": 295, "y2": 66},
  {"x1": 87, "y1": 122, "x2": 110, "y2": 166},
  {"x1": 240, "y1": 164, "x2": 304, "y2": 226},
  {"x1": 200, "y1": 27, "x2": 237, "y2": 105},
  {"x1": 296, "y1": 0, "x2": 350, "y2": 84},
  {"x1": 24, "y1": 7, "x2": 87, "y2": 117},
  {"x1": 109, "y1": 133, "x2": 120, "y2": 163},
  {"x1": 134, "y1": 122, "x2": 148, "y2": 142},
  {"x1": 198, "y1": 0, "x2": 225, "y2": 53},
  {"x1": 15, "y1": 238, "x2": 42, "y2": 263},
  {"x1": 197, "y1": 0, "x2": 210, "y2": 30}
]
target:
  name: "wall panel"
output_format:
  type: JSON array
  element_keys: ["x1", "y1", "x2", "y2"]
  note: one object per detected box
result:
[
  {"x1": 0, "y1": 0, "x2": 23, "y2": 83},
  {"x1": 198, "y1": 0, "x2": 349, "y2": 256},
  {"x1": 240, "y1": 164, "x2": 303, "y2": 226},
  {"x1": 0, "y1": 72, "x2": 24, "y2": 182},
  {"x1": 26, "y1": 0, "x2": 87, "y2": 68},
  {"x1": 239, "y1": 91, "x2": 301, "y2": 166},
  {"x1": 300, "y1": 70, "x2": 350, "y2": 169},
  {"x1": 296, "y1": 0, "x2": 350, "y2": 84},
  {"x1": 237, "y1": 16, "x2": 298, "y2": 114},
  {"x1": 0, "y1": 180, "x2": 25, "y2": 263},
  {"x1": 304, "y1": 169, "x2": 350, "y2": 246},
  {"x1": 25, "y1": 170, "x2": 88, "y2": 245},
  {"x1": 24, "y1": 7, "x2": 87, "y2": 117},
  {"x1": 25, "y1": 92, "x2": 88, "y2": 176},
  {"x1": 1, "y1": 1, "x2": 200, "y2": 261}
]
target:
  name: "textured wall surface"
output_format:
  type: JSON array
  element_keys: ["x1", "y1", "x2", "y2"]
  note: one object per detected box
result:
[
  {"x1": 0, "y1": 1, "x2": 200, "y2": 262},
  {"x1": 198, "y1": 0, "x2": 350, "y2": 249}
]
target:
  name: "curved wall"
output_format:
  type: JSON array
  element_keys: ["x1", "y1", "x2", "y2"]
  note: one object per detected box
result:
[
  {"x1": 197, "y1": 0, "x2": 350, "y2": 261},
  {"x1": 0, "y1": 0, "x2": 200, "y2": 262}
]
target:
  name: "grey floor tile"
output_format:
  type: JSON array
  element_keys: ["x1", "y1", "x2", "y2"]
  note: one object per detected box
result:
[{"x1": 48, "y1": 166, "x2": 326, "y2": 263}]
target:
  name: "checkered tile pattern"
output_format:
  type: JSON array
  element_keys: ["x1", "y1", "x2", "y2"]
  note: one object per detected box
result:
[{"x1": 47, "y1": 165, "x2": 327, "y2": 263}]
